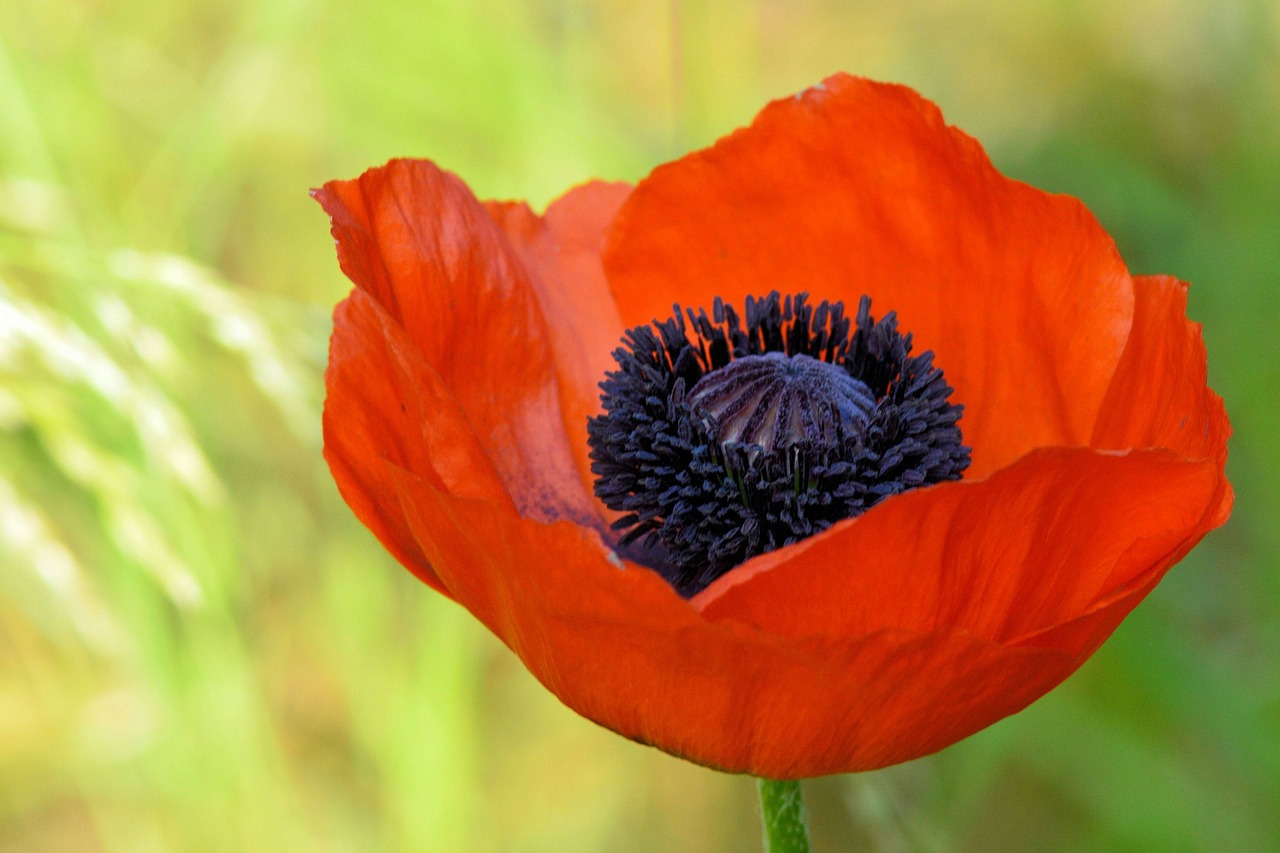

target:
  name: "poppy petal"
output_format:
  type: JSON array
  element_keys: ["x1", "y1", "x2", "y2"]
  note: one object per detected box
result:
[
  {"x1": 314, "y1": 160, "x2": 598, "y2": 527},
  {"x1": 603, "y1": 73, "x2": 1135, "y2": 477},
  {"x1": 1093, "y1": 274, "x2": 1233, "y2": 522},
  {"x1": 324, "y1": 288, "x2": 515, "y2": 594},
  {"x1": 694, "y1": 447, "x2": 1223, "y2": 648},
  {"x1": 384, "y1": 459, "x2": 1093, "y2": 776},
  {"x1": 485, "y1": 181, "x2": 632, "y2": 507}
]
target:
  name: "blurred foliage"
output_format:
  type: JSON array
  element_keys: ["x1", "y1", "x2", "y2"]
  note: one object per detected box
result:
[{"x1": 1, "y1": 0, "x2": 1277, "y2": 850}]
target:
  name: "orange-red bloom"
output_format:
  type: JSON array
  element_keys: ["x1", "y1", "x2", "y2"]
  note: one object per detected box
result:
[{"x1": 315, "y1": 74, "x2": 1232, "y2": 777}]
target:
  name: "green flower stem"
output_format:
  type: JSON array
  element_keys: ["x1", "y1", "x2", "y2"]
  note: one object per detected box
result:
[{"x1": 757, "y1": 778, "x2": 811, "y2": 853}]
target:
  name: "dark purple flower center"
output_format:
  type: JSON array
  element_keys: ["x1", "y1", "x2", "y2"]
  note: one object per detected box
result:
[
  {"x1": 587, "y1": 292, "x2": 969, "y2": 596},
  {"x1": 687, "y1": 351, "x2": 877, "y2": 453}
]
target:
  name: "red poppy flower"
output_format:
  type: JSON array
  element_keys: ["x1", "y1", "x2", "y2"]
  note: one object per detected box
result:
[{"x1": 315, "y1": 74, "x2": 1231, "y2": 778}]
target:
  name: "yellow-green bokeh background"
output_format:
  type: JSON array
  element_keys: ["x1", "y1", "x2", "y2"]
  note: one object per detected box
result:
[{"x1": 2, "y1": 1, "x2": 1277, "y2": 850}]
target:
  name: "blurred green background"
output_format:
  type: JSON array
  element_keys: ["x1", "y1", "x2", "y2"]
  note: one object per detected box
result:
[{"x1": 1, "y1": 0, "x2": 1276, "y2": 850}]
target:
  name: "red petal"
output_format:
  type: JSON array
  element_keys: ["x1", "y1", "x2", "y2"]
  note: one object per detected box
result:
[
  {"x1": 385, "y1": 460, "x2": 1084, "y2": 776},
  {"x1": 314, "y1": 160, "x2": 598, "y2": 527},
  {"x1": 1093, "y1": 274, "x2": 1233, "y2": 525},
  {"x1": 324, "y1": 289, "x2": 515, "y2": 594},
  {"x1": 695, "y1": 447, "x2": 1222, "y2": 650},
  {"x1": 603, "y1": 74, "x2": 1135, "y2": 478},
  {"x1": 485, "y1": 181, "x2": 631, "y2": 510}
]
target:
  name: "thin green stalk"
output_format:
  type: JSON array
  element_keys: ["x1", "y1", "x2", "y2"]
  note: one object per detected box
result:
[{"x1": 757, "y1": 778, "x2": 811, "y2": 853}]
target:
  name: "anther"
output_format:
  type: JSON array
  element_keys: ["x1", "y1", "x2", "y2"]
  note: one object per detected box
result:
[{"x1": 586, "y1": 291, "x2": 969, "y2": 596}]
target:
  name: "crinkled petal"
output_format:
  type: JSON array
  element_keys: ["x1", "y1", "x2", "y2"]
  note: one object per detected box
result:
[
  {"x1": 385, "y1": 460, "x2": 1081, "y2": 777},
  {"x1": 324, "y1": 289, "x2": 515, "y2": 594},
  {"x1": 695, "y1": 447, "x2": 1223, "y2": 648},
  {"x1": 314, "y1": 160, "x2": 597, "y2": 526},
  {"x1": 485, "y1": 181, "x2": 631, "y2": 508},
  {"x1": 1093, "y1": 274, "x2": 1233, "y2": 524},
  {"x1": 603, "y1": 74, "x2": 1136, "y2": 477}
]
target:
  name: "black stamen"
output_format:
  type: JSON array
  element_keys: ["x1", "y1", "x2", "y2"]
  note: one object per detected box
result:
[{"x1": 587, "y1": 292, "x2": 970, "y2": 596}]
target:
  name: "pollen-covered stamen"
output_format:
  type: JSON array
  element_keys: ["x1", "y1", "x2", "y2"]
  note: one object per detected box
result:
[
  {"x1": 587, "y1": 291, "x2": 970, "y2": 597},
  {"x1": 687, "y1": 351, "x2": 876, "y2": 452}
]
